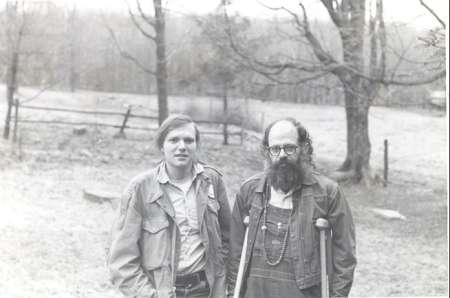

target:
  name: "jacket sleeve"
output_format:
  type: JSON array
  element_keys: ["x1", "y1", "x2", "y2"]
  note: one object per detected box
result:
[
  {"x1": 215, "y1": 175, "x2": 232, "y2": 269},
  {"x1": 327, "y1": 185, "x2": 357, "y2": 298},
  {"x1": 227, "y1": 188, "x2": 249, "y2": 297},
  {"x1": 107, "y1": 183, "x2": 157, "y2": 298}
]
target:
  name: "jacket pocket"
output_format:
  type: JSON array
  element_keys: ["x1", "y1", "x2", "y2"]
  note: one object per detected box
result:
[
  {"x1": 143, "y1": 218, "x2": 169, "y2": 233},
  {"x1": 140, "y1": 218, "x2": 171, "y2": 270}
]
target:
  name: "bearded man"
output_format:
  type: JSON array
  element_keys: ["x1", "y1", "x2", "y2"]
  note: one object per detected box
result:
[{"x1": 227, "y1": 118, "x2": 356, "y2": 298}]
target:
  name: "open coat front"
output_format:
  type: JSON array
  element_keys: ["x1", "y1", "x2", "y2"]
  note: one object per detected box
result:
[
  {"x1": 228, "y1": 171, "x2": 356, "y2": 298},
  {"x1": 108, "y1": 163, "x2": 231, "y2": 298}
]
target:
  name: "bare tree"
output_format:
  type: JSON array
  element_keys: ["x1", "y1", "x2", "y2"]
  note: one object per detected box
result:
[
  {"x1": 224, "y1": 0, "x2": 445, "y2": 184},
  {"x1": 106, "y1": 0, "x2": 168, "y2": 125},
  {"x1": 1, "y1": 0, "x2": 27, "y2": 139}
]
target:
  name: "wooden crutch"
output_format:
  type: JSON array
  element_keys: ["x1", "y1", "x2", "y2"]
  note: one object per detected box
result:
[
  {"x1": 315, "y1": 218, "x2": 330, "y2": 298},
  {"x1": 233, "y1": 216, "x2": 250, "y2": 298}
]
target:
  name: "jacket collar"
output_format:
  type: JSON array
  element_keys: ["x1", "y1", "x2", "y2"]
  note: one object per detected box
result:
[
  {"x1": 156, "y1": 161, "x2": 204, "y2": 185},
  {"x1": 148, "y1": 161, "x2": 206, "y2": 204}
]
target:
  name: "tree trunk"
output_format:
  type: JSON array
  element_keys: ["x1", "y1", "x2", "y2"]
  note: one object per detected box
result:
[
  {"x1": 222, "y1": 80, "x2": 228, "y2": 145},
  {"x1": 340, "y1": 80, "x2": 371, "y2": 183},
  {"x1": 67, "y1": 5, "x2": 78, "y2": 92},
  {"x1": 336, "y1": 0, "x2": 375, "y2": 184},
  {"x1": 69, "y1": 41, "x2": 77, "y2": 92},
  {"x1": 154, "y1": 0, "x2": 168, "y2": 125},
  {"x1": 3, "y1": 52, "x2": 19, "y2": 139}
]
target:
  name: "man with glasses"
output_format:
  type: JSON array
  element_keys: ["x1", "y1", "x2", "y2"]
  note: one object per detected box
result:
[{"x1": 228, "y1": 118, "x2": 356, "y2": 298}]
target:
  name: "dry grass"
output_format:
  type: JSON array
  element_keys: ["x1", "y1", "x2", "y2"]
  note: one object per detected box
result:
[{"x1": 0, "y1": 85, "x2": 447, "y2": 297}]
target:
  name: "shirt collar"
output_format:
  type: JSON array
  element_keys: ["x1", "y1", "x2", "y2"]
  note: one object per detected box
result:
[{"x1": 156, "y1": 161, "x2": 204, "y2": 184}]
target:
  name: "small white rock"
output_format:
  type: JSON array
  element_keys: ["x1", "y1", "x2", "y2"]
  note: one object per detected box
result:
[{"x1": 371, "y1": 208, "x2": 406, "y2": 220}]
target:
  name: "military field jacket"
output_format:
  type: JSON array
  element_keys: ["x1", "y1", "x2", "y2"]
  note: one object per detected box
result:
[{"x1": 108, "y1": 163, "x2": 231, "y2": 298}]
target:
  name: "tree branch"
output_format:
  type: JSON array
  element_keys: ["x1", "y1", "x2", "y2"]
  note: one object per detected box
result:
[
  {"x1": 380, "y1": 69, "x2": 445, "y2": 86},
  {"x1": 124, "y1": 0, "x2": 156, "y2": 41},
  {"x1": 320, "y1": 0, "x2": 342, "y2": 27},
  {"x1": 252, "y1": 69, "x2": 331, "y2": 86},
  {"x1": 223, "y1": 12, "x2": 344, "y2": 78},
  {"x1": 347, "y1": 65, "x2": 445, "y2": 86},
  {"x1": 135, "y1": 0, "x2": 156, "y2": 28},
  {"x1": 419, "y1": 0, "x2": 446, "y2": 28},
  {"x1": 105, "y1": 24, "x2": 156, "y2": 76},
  {"x1": 290, "y1": 3, "x2": 346, "y2": 77},
  {"x1": 220, "y1": 4, "x2": 351, "y2": 88}
]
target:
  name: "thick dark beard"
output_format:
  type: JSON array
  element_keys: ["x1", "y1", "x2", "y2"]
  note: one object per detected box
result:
[{"x1": 268, "y1": 157, "x2": 304, "y2": 193}]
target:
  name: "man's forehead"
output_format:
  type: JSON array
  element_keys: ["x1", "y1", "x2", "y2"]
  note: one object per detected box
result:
[
  {"x1": 268, "y1": 121, "x2": 298, "y2": 143},
  {"x1": 166, "y1": 123, "x2": 196, "y2": 136}
]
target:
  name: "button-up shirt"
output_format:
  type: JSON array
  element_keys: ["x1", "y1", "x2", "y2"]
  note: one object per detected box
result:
[
  {"x1": 157, "y1": 162, "x2": 206, "y2": 274},
  {"x1": 269, "y1": 186, "x2": 293, "y2": 209}
]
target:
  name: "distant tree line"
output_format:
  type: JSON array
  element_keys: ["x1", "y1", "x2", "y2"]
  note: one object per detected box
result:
[
  {"x1": 1, "y1": 0, "x2": 445, "y2": 185},
  {"x1": 0, "y1": 2, "x2": 443, "y2": 109}
]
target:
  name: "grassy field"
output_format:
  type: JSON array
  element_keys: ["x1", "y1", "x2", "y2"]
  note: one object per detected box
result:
[{"x1": 0, "y1": 86, "x2": 447, "y2": 297}]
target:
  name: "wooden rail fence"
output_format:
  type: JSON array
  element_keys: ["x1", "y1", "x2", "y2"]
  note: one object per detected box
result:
[{"x1": 11, "y1": 100, "x2": 244, "y2": 144}]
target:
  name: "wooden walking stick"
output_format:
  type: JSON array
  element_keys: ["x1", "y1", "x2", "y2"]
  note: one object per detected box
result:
[
  {"x1": 233, "y1": 216, "x2": 250, "y2": 298},
  {"x1": 315, "y1": 218, "x2": 330, "y2": 298}
]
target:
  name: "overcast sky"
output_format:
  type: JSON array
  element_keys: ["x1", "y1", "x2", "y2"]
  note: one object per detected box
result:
[{"x1": 60, "y1": 0, "x2": 447, "y2": 29}]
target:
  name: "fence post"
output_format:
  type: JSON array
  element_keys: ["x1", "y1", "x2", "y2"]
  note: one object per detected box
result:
[
  {"x1": 223, "y1": 119, "x2": 228, "y2": 145},
  {"x1": 222, "y1": 82, "x2": 229, "y2": 146},
  {"x1": 116, "y1": 106, "x2": 131, "y2": 138},
  {"x1": 260, "y1": 112, "x2": 265, "y2": 131},
  {"x1": 13, "y1": 98, "x2": 19, "y2": 142},
  {"x1": 240, "y1": 119, "x2": 244, "y2": 145},
  {"x1": 384, "y1": 139, "x2": 388, "y2": 187}
]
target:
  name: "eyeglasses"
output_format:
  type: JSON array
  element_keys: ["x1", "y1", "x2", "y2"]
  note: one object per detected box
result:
[{"x1": 267, "y1": 144, "x2": 298, "y2": 156}]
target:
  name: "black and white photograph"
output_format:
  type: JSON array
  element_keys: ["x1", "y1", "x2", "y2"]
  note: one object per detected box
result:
[{"x1": 0, "y1": 0, "x2": 447, "y2": 297}]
